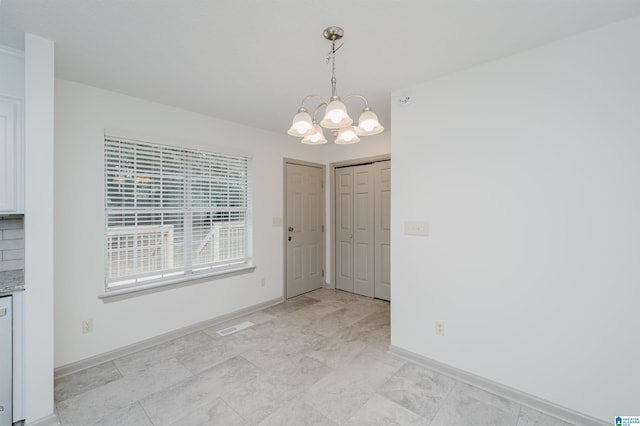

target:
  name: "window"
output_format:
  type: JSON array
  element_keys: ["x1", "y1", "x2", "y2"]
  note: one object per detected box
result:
[{"x1": 104, "y1": 135, "x2": 251, "y2": 291}]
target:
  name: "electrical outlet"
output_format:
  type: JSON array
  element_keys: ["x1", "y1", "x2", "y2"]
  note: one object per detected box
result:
[
  {"x1": 82, "y1": 319, "x2": 94, "y2": 334},
  {"x1": 261, "y1": 277, "x2": 266, "y2": 287},
  {"x1": 435, "y1": 321, "x2": 445, "y2": 336}
]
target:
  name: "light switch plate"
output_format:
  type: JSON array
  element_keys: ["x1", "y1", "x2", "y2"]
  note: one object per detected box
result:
[{"x1": 404, "y1": 221, "x2": 429, "y2": 236}]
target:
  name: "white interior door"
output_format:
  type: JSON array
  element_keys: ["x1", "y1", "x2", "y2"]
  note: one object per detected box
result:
[
  {"x1": 286, "y1": 163, "x2": 324, "y2": 299},
  {"x1": 374, "y1": 160, "x2": 391, "y2": 301},
  {"x1": 353, "y1": 165, "x2": 375, "y2": 297},
  {"x1": 334, "y1": 160, "x2": 391, "y2": 300},
  {"x1": 335, "y1": 167, "x2": 354, "y2": 292}
]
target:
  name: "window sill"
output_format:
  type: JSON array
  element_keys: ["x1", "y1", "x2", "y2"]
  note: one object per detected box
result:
[{"x1": 99, "y1": 264, "x2": 256, "y2": 303}]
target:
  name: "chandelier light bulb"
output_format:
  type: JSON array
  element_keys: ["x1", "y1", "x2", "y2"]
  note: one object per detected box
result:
[
  {"x1": 320, "y1": 99, "x2": 353, "y2": 129},
  {"x1": 329, "y1": 110, "x2": 344, "y2": 124},
  {"x1": 335, "y1": 126, "x2": 360, "y2": 144},
  {"x1": 356, "y1": 108, "x2": 384, "y2": 136},
  {"x1": 362, "y1": 121, "x2": 375, "y2": 132},
  {"x1": 302, "y1": 123, "x2": 328, "y2": 145},
  {"x1": 287, "y1": 109, "x2": 315, "y2": 137},
  {"x1": 294, "y1": 122, "x2": 311, "y2": 134}
]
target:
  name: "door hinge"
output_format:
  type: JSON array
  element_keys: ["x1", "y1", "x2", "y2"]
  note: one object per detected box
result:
[
  {"x1": 322, "y1": 224, "x2": 324, "y2": 232},
  {"x1": 322, "y1": 269, "x2": 325, "y2": 277}
]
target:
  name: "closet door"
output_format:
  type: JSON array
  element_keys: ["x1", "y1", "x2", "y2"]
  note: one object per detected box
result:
[
  {"x1": 374, "y1": 160, "x2": 391, "y2": 301},
  {"x1": 335, "y1": 167, "x2": 354, "y2": 292},
  {"x1": 352, "y1": 165, "x2": 375, "y2": 297},
  {"x1": 334, "y1": 160, "x2": 390, "y2": 299}
]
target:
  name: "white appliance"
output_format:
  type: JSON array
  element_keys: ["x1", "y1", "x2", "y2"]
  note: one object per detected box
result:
[{"x1": 0, "y1": 295, "x2": 11, "y2": 426}]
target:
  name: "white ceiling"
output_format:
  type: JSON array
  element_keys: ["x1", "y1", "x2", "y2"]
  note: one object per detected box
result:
[{"x1": 2, "y1": 0, "x2": 640, "y2": 135}]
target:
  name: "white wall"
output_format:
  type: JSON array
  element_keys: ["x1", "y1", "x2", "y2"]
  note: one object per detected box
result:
[
  {"x1": 54, "y1": 79, "x2": 340, "y2": 366},
  {"x1": 24, "y1": 33, "x2": 56, "y2": 424},
  {"x1": 324, "y1": 132, "x2": 390, "y2": 166},
  {"x1": 390, "y1": 16, "x2": 640, "y2": 422}
]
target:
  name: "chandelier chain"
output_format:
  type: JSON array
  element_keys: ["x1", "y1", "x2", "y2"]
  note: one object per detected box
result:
[{"x1": 327, "y1": 39, "x2": 343, "y2": 99}]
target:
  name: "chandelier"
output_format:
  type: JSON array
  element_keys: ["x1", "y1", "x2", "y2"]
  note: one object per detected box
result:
[{"x1": 287, "y1": 26, "x2": 384, "y2": 145}]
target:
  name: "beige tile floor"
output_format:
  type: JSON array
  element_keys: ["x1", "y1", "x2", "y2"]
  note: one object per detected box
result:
[{"x1": 54, "y1": 289, "x2": 575, "y2": 425}]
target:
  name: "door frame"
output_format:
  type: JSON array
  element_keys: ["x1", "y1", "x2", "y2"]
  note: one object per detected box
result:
[
  {"x1": 329, "y1": 154, "x2": 391, "y2": 292},
  {"x1": 283, "y1": 158, "x2": 326, "y2": 300}
]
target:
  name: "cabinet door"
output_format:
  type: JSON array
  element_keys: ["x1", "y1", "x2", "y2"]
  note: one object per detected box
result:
[
  {"x1": 0, "y1": 97, "x2": 23, "y2": 213},
  {"x1": 0, "y1": 295, "x2": 12, "y2": 425}
]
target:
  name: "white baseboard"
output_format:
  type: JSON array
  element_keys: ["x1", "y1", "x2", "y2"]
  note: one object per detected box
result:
[
  {"x1": 54, "y1": 297, "x2": 283, "y2": 379},
  {"x1": 26, "y1": 413, "x2": 59, "y2": 426},
  {"x1": 388, "y1": 345, "x2": 607, "y2": 426}
]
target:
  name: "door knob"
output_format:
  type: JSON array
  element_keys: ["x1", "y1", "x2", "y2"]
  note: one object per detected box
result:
[{"x1": 288, "y1": 226, "x2": 294, "y2": 232}]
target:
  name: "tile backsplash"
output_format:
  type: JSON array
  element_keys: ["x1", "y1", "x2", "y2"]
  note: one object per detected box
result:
[{"x1": 0, "y1": 215, "x2": 24, "y2": 272}]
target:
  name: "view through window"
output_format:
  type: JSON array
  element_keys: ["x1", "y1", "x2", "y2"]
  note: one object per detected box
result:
[{"x1": 104, "y1": 136, "x2": 250, "y2": 290}]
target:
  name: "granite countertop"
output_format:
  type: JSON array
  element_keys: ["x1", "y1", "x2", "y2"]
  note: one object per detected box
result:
[{"x1": 0, "y1": 269, "x2": 24, "y2": 295}]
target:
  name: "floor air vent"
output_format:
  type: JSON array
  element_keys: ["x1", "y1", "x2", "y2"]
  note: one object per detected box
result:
[{"x1": 216, "y1": 321, "x2": 254, "y2": 336}]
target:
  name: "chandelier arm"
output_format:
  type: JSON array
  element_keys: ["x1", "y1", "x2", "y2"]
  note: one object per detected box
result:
[
  {"x1": 342, "y1": 94, "x2": 371, "y2": 109},
  {"x1": 300, "y1": 94, "x2": 328, "y2": 109},
  {"x1": 311, "y1": 102, "x2": 328, "y2": 121}
]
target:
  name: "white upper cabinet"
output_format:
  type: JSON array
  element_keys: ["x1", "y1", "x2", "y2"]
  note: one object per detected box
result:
[{"x1": 0, "y1": 46, "x2": 24, "y2": 214}]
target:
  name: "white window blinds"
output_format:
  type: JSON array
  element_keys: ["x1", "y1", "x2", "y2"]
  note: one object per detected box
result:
[{"x1": 105, "y1": 135, "x2": 250, "y2": 290}]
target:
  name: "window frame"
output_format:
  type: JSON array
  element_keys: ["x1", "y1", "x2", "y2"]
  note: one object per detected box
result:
[{"x1": 102, "y1": 131, "x2": 254, "y2": 298}]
